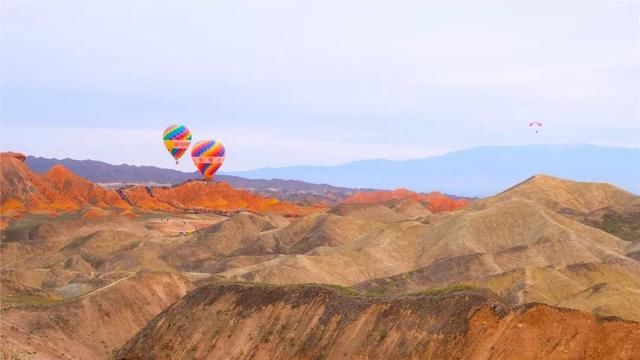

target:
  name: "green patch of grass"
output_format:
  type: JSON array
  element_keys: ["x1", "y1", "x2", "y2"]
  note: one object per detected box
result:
[{"x1": 377, "y1": 329, "x2": 388, "y2": 341}]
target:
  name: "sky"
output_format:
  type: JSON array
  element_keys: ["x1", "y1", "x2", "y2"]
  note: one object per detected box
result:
[{"x1": 1, "y1": 1, "x2": 638, "y2": 172}]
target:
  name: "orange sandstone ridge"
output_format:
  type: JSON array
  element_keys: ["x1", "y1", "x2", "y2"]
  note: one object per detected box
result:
[
  {"x1": 1, "y1": 152, "x2": 465, "y2": 218},
  {"x1": 344, "y1": 188, "x2": 470, "y2": 212},
  {"x1": 44, "y1": 164, "x2": 131, "y2": 209},
  {"x1": 0, "y1": 152, "x2": 321, "y2": 218},
  {"x1": 1, "y1": 152, "x2": 78, "y2": 215},
  {"x1": 119, "y1": 180, "x2": 322, "y2": 216}
]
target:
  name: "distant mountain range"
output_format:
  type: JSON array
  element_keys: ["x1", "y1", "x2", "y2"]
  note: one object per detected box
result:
[
  {"x1": 26, "y1": 144, "x2": 640, "y2": 197},
  {"x1": 26, "y1": 156, "x2": 199, "y2": 185},
  {"x1": 2, "y1": 152, "x2": 468, "y2": 222},
  {"x1": 226, "y1": 144, "x2": 640, "y2": 196},
  {"x1": 25, "y1": 156, "x2": 370, "y2": 204}
]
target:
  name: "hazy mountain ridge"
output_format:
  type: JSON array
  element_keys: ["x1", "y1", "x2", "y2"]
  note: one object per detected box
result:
[
  {"x1": 227, "y1": 144, "x2": 640, "y2": 196},
  {"x1": 22, "y1": 154, "x2": 471, "y2": 210},
  {"x1": 26, "y1": 155, "x2": 373, "y2": 205}
]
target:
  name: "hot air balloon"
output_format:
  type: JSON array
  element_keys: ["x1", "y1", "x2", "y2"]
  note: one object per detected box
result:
[
  {"x1": 163, "y1": 124, "x2": 192, "y2": 164},
  {"x1": 529, "y1": 121, "x2": 543, "y2": 133},
  {"x1": 191, "y1": 139, "x2": 225, "y2": 180}
]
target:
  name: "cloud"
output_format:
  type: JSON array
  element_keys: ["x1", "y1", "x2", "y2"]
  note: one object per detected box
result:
[{"x1": 1, "y1": 1, "x2": 638, "y2": 167}]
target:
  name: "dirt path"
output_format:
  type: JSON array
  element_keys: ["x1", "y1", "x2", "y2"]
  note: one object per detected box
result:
[{"x1": 76, "y1": 274, "x2": 136, "y2": 299}]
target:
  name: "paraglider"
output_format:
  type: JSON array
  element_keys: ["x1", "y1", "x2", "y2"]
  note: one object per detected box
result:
[
  {"x1": 163, "y1": 124, "x2": 192, "y2": 164},
  {"x1": 191, "y1": 139, "x2": 225, "y2": 180},
  {"x1": 529, "y1": 121, "x2": 543, "y2": 133}
]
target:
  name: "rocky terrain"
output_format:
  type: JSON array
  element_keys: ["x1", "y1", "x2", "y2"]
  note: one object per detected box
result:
[
  {"x1": 2, "y1": 151, "x2": 640, "y2": 359},
  {"x1": 117, "y1": 283, "x2": 640, "y2": 360},
  {"x1": 0, "y1": 152, "x2": 321, "y2": 220},
  {"x1": 1, "y1": 272, "x2": 192, "y2": 360}
]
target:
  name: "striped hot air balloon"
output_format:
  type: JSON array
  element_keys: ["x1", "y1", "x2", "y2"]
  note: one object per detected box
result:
[
  {"x1": 191, "y1": 139, "x2": 225, "y2": 180},
  {"x1": 163, "y1": 124, "x2": 192, "y2": 164}
]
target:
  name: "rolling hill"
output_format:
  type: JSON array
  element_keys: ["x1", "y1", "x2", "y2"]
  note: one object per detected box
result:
[{"x1": 212, "y1": 174, "x2": 640, "y2": 321}]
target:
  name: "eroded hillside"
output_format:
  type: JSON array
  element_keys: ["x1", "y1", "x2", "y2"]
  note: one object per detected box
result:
[
  {"x1": 1, "y1": 272, "x2": 192, "y2": 360},
  {"x1": 116, "y1": 283, "x2": 640, "y2": 360}
]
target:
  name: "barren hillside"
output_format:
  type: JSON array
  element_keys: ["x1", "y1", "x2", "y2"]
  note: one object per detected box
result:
[
  {"x1": 1, "y1": 272, "x2": 192, "y2": 360},
  {"x1": 117, "y1": 283, "x2": 640, "y2": 360}
]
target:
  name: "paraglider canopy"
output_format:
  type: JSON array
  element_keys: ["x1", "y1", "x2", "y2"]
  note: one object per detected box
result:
[{"x1": 529, "y1": 121, "x2": 543, "y2": 133}]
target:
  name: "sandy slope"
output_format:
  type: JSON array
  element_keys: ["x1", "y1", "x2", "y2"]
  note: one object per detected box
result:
[{"x1": 1, "y1": 272, "x2": 192, "y2": 360}]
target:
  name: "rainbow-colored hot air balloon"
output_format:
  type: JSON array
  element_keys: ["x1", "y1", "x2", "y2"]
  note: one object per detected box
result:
[
  {"x1": 163, "y1": 124, "x2": 192, "y2": 164},
  {"x1": 191, "y1": 139, "x2": 225, "y2": 180}
]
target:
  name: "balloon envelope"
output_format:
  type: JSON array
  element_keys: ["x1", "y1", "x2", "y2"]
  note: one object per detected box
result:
[
  {"x1": 163, "y1": 125, "x2": 192, "y2": 161},
  {"x1": 191, "y1": 140, "x2": 225, "y2": 180}
]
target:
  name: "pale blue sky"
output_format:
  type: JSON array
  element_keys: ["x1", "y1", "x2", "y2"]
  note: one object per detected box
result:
[{"x1": 1, "y1": 1, "x2": 638, "y2": 171}]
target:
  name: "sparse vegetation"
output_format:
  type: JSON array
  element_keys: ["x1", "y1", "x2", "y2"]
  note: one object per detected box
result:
[
  {"x1": 599, "y1": 213, "x2": 640, "y2": 241},
  {"x1": 319, "y1": 284, "x2": 364, "y2": 297},
  {"x1": 407, "y1": 284, "x2": 478, "y2": 297},
  {"x1": 260, "y1": 330, "x2": 273, "y2": 343}
]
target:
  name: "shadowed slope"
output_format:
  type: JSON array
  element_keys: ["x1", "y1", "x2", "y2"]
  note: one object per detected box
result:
[{"x1": 116, "y1": 283, "x2": 640, "y2": 360}]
